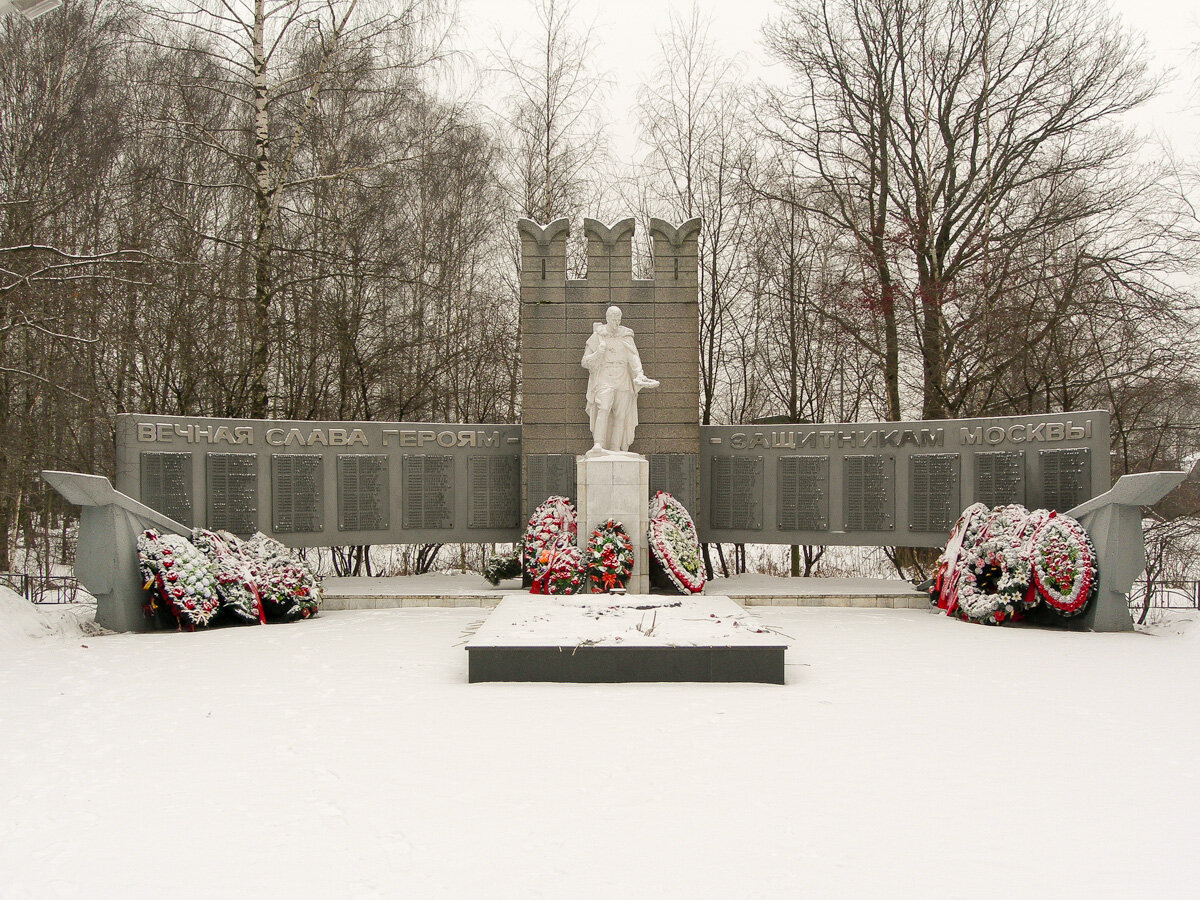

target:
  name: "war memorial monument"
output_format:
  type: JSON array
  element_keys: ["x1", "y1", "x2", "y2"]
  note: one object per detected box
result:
[{"x1": 43, "y1": 217, "x2": 1186, "y2": 678}]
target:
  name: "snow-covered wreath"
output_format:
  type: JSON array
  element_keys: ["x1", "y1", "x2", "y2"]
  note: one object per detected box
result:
[
  {"x1": 530, "y1": 532, "x2": 585, "y2": 594},
  {"x1": 238, "y1": 532, "x2": 322, "y2": 621},
  {"x1": 137, "y1": 527, "x2": 321, "y2": 629},
  {"x1": 586, "y1": 519, "x2": 635, "y2": 592},
  {"x1": 1029, "y1": 512, "x2": 1098, "y2": 616},
  {"x1": 482, "y1": 550, "x2": 523, "y2": 586},
  {"x1": 647, "y1": 491, "x2": 706, "y2": 594},
  {"x1": 522, "y1": 495, "x2": 578, "y2": 584},
  {"x1": 137, "y1": 529, "x2": 222, "y2": 630},
  {"x1": 931, "y1": 503, "x2": 1098, "y2": 625}
]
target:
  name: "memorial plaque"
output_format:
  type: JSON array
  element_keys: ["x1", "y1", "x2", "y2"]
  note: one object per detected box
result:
[
  {"x1": 526, "y1": 453, "x2": 577, "y2": 516},
  {"x1": 337, "y1": 454, "x2": 390, "y2": 532},
  {"x1": 469, "y1": 455, "x2": 520, "y2": 529},
  {"x1": 1041, "y1": 448, "x2": 1091, "y2": 511},
  {"x1": 649, "y1": 453, "x2": 697, "y2": 515},
  {"x1": 206, "y1": 452, "x2": 258, "y2": 535},
  {"x1": 975, "y1": 450, "x2": 1025, "y2": 508},
  {"x1": 844, "y1": 455, "x2": 894, "y2": 531},
  {"x1": 139, "y1": 451, "x2": 193, "y2": 526},
  {"x1": 403, "y1": 454, "x2": 454, "y2": 529},
  {"x1": 909, "y1": 453, "x2": 960, "y2": 533},
  {"x1": 271, "y1": 455, "x2": 323, "y2": 533},
  {"x1": 710, "y1": 455, "x2": 763, "y2": 531},
  {"x1": 777, "y1": 456, "x2": 829, "y2": 531}
]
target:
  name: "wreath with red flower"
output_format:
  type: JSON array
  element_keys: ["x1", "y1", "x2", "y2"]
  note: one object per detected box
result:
[
  {"x1": 522, "y1": 496, "x2": 578, "y2": 582},
  {"x1": 586, "y1": 519, "x2": 635, "y2": 592},
  {"x1": 530, "y1": 532, "x2": 585, "y2": 594},
  {"x1": 1030, "y1": 512, "x2": 1098, "y2": 616},
  {"x1": 931, "y1": 503, "x2": 1098, "y2": 625},
  {"x1": 241, "y1": 533, "x2": 322, "y2": 621},
  {"x1": 952, "y1": 505, "x2": 1042, "y2": 624},
  {"x1": 647, "y1": 491, "x2": 706, "y2": 594},
  {"x1": 931, "y1": 502, "x2": 991, "y2": 611},
  {"x1": 192, "y1": 528, "x2": 264, "y2": 624},
  {"x1": 137, "y1": 529, "x2": 222, "y2": 630}
]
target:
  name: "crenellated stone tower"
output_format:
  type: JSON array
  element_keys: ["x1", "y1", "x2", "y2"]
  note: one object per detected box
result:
[{"x1": 518, "y1": 216, "x2": 702, "y2": 519}]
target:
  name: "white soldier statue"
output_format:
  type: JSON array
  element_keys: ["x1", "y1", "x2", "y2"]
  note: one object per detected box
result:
[{"x1": 582, "y1": 306, "x2": 659, "y2": 454}]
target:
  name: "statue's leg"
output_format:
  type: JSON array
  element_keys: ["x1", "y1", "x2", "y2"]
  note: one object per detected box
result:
[
  {"x1": 612, "y1": 391, "x2": 635, "y2": 451},
  {"x1": 592, "y1": 410, "x2": 609, "y2": 451},
  {"x1": 592, "y1": 387, "x2": 615, "y2": 451}
]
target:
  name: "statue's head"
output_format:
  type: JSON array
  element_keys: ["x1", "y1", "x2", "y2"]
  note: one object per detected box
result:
[{"x1": 606, "y1": 306, "x2": 621, "y2": 327}]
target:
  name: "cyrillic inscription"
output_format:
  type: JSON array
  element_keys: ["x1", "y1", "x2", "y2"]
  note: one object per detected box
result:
[
  {"x1": 526, "y1": 453, "x2": 577, "y2": 516},
  {"x1": 469, "y1": 455, "x2": 520, "y2": 529},
  {"x1": 206, "y1": 453, "x2": 258, "y2": 535},
  {"x1": 710, "y1": 455, "x2": 763, "y2": 530},
  {"x1": 337, "y1": 454, "x2": 390, "y2": 532},
  {"x1": 1040, "y1": 448, "x2": 1091, "y2": 511},
  {"x1": 975, "y1": 451, "x2": 1025, "y2": 508},
  {"x1": 909, "y1": 454, "x2": 959, "y2": 533},
  {"x1": 844, "y1": 455, "x2": 894, "y2": 531},
  {"x1": 403, "y1": 455, "x2": 454, "y2": 529},
  {"x1": 271, "y1": 454, "x2": 323, "y2": 533},
  {"x1": 777, "y1": 456, "x2": 829, "y2": 531},
  {"x1": 140, "y1": 451, "x2": 193, "y2": 526},
  {"x1": 649, "y1": 453, "x2": 697, "y2": 515}
]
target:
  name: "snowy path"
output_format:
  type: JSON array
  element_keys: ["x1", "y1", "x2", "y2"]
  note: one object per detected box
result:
[{"x1": 2, "y1": 604, "x2": 1198, "y2": 898}]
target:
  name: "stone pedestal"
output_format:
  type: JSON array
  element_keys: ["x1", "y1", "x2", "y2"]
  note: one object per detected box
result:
[{"x1": 576, "y1": 455, "x2": 650, "y2": 594}]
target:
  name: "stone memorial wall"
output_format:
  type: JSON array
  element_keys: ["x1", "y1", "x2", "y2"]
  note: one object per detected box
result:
[
  {"x1": 698, "y1": 411, "x2": 1110, "y2": 547},
  {"x1": 114, "y1": 415, "x2": 523, "y2": 547}
]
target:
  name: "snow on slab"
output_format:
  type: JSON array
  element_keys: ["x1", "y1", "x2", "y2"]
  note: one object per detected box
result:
[
  {"x1": 716, "y1": 573, "x2": 922, "y2": 596},
  {"x1": 3, "y1": 605, "x2": 1200, "y2": 898},
  {"x1": 322, "y1": 571, "x2": 518, "y2": 597},
  {"x1": 468, "y1": 593, "x2": 787, "y2": 647}
]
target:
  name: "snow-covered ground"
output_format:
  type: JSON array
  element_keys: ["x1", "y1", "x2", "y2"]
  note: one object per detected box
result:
[{"x1": 3, "y1": 586, "x2": 1200, "y2": 898}]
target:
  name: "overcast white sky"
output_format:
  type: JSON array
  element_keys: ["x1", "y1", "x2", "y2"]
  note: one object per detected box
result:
[{"x1": 453, "y1": 0, "x2": 1200, "y2": 162}]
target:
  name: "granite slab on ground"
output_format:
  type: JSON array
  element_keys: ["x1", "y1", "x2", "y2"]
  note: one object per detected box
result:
[{"x1": 465, "y1": 593, "x2": 788, "y2": 683}]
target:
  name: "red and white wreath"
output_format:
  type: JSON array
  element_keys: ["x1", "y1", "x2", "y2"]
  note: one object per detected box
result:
[
  {"x1": 1030, "y1": 512, "x2": 1098, "y2": 616},
  {"x1": 647, "y1": 491, "x2": 706, "y2": 594},
  {"x1": 586, "y1": 519, "x2": 635, "y2": 592},
  {"x1": 932, "y1": 502, "x2": 1099, "y2": 625}
]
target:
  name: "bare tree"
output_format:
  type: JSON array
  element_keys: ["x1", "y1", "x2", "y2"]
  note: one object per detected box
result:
[
  {"x1": 142, "y1": 0, "x2": 450, "y2": 418},
  {"x1": 764, "y1": 0, "x2": 1167, "y2": 420},
  {"x1": 494, "y1": 0, "x2": 608, "y2": 225},
  {"x1": 636, "y1": 3, "x2": 754, "y2": 425},
  {"x1": 761, "y1": 0, "x2": 904, "y2": 419}
]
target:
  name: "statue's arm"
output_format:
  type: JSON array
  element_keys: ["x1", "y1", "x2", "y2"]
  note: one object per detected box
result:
[
  {"x1": 581, "y1": 333, "x2": 603, "y2": 370},
  {"x1": 627, "y1": 336, "x2": 648, "y2": 379}
]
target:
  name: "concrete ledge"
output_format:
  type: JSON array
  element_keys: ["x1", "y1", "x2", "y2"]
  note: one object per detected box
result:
[{"x1": 319, "y1": 575, "x2": 929, "y2": 611}]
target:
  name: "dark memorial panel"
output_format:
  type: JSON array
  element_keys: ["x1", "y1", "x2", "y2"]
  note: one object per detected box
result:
[
  {"x1": 337, "y1": 454, "x2": 389, "y2": 532},
  {"x1": 206, "y1": 452, "x2": 258, "y2": 534},
  {"x1": 975, "y1": 450, "x2": 1025, "y2": 508},
  {"x1": 271, "y1": 455, "x2": 323, "y2": 533},
  {"x1": 909, "y1": 453, "x2": 960, "y2": 533},
  {"x1": 140, "y1": 451, "x2": 193, "y2": 526},
  {"x1": 844, "y1": 455, "x2": 895, "y2": 531},
  {"x1": 469, "y1": 455, "x2": 520, "y2": 529},
  {"x1": 777, "y1": 456, "x2": 829, "y2": 531},
  {"x1": 1041, "y1": 448, "x2": 1091, "y2": 511},
  {"x1": 526, "y1": 453, "x2": 577, "y2": 516},
  {"x1": 649, "y1": 453, "x2": 697, "y2": 515},
  {"x1": 403, "y1": 454, "x2": 454, "y2": 529},
  {"x1": 710, "y1": 455, "x2": 763, "y2": 531}
]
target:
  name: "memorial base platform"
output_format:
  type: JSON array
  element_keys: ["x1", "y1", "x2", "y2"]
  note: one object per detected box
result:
[
  {"x1": 465, "y1": 594, "x2": 787, "y2": 683},
  {"x1": 318, "y1": 574, "x2": 929, "y2": 610}
]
